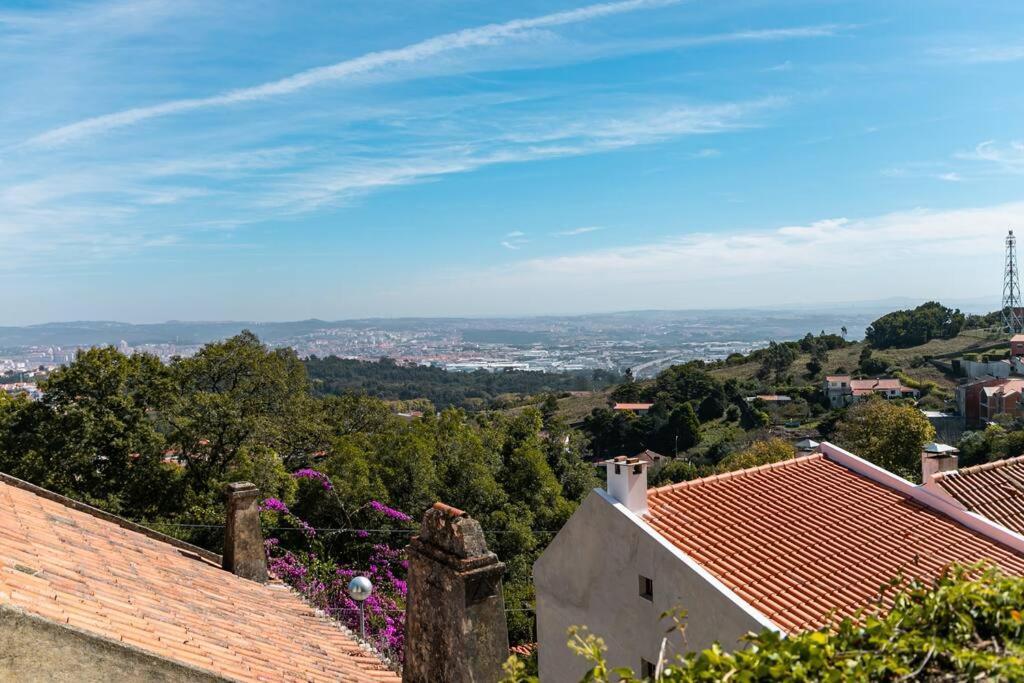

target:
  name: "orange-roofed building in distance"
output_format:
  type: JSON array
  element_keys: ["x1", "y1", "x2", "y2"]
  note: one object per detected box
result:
[
  {"x1": 612, "y1": 402, "x2": 654, "y2": 415},
  {"x1": 0, "y1": 473, "x2": 400, "y2": 682},
  {"x1": 823, "y1": 375, "x2": 919, "y2": 408},
  {"x1": 534, "y1": 444, "x2": 1024, "y2": 682},
  {"x1": 1012, "y1": 334, "x2": 1024, "y2": 359}
]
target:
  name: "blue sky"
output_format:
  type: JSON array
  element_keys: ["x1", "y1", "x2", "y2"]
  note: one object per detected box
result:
[{"x1": 2, "y1": 0, "x2": 1024, "y2": 324}]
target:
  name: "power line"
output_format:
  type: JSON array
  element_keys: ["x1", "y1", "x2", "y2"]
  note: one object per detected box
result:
[{"x1": 143, "y1": 522, "x2": 560, "y2": 534}]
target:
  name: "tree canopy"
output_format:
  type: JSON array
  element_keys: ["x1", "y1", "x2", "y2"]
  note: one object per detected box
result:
[
  {"x1": 833, "y1": 396, "x2": 935, "y2": 481},
  {"x1": 865, "y1": 301, "x2": 965, "y2": 349}
]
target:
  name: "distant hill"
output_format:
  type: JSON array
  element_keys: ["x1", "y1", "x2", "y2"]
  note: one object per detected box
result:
[{"x1": 709, "y1": 328, "x2": 1004, "y2": 392}]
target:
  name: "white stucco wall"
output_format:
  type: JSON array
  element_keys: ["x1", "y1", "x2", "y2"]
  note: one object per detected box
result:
[{"x1": 534, "y1": 490, "x2": 775, "y2": 682}]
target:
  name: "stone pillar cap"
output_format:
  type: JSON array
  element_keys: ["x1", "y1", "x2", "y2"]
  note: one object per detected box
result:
[{"x1": 225, "y1": 482, "x2": 259, "y2": 498}]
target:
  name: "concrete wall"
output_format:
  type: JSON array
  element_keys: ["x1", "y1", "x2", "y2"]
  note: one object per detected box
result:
[
  {"x1": 961, "y1": 359, "x2": 1010, "y2": 380},
  {"x1": 0, "y1": 605, "x2": 225, "y2": 683},
  {"x1": 534, "y1": 490, "x2": 773, "y2": 682}
]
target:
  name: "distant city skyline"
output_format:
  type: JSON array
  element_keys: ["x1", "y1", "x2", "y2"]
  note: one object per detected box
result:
[{"x1": 2, "y1": 1, "x2": 1023, "y2": 324}]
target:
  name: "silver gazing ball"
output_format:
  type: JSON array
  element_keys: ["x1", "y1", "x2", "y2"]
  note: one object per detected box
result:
[{"x1": 347, "y1": 575, "x2": 373, "y2": 602}]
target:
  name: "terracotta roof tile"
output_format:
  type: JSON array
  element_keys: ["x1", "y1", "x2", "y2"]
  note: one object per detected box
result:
[
  {"x1": 932, "y1": 455, "x2": 1024, "y2": 535},
  {"x1": 0, "y1": 476, "x2": 400, "y2": 682},
  {"x1": 645, "y1": 454, "x2": 1024, "y2": 633}
]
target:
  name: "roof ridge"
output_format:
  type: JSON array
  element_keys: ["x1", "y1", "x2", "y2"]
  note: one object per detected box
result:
[
  {"x1": 934, "y1": 453, "x2": 1024, "y2": 480},
  {"x1": 648, "y1": 453, "x2": 822, "y2": 497},
  {"x1": 0, "y1": 471, "x2": 220, "y2": 565}
]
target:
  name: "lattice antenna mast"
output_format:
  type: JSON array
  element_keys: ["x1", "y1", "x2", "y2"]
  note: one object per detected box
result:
[{"x1": 1003, "y1": 229, "x2": 1023, "y2": 334}]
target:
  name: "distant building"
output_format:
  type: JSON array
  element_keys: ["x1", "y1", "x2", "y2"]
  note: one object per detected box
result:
[
  {"x1": 795, "y1": 438, "x2": 820, "y2": 452},
  {"x1": 822, "y1": 376, "x2": 918, "y2": 408},
  {"x1": 959, "y1": 358, "x2": 1011, "y2": 380},
  {"x1": 921, "y1": 410, "x2": 964, "y2": 444},
  {"x1": 535, "y1": 446, "x2": 1024, "y2": 681},
  {"x1": 613, "y1": 402, "x2": 654, "y2": 415},
  {"x1": 0, "y1": 382, "x2": 42, "y2": 400},
  {"x1": 979, "y1": 379, "x2": 1024, "y2": 421},
  {"x1": 1012, "y1": 334, "x2": 1024, "y2": 359}
]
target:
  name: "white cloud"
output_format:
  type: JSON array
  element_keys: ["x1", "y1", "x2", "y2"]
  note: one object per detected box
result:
[
  {"x1": 956, "y1": 140, "x2": 1024, "y2": 174},
  {"x1": 263, "y1": 98, "x2": 779, "y2": 212},
  {"x1": 931, "y1": 45, "x2": 1024, "y2": 64},
  {"x1": 26, "y1": 0, "x2": 682, "y2": 147},
  {"x1": 506, "y1": 230, "x2": 526, "y2": 238},
  {"x1": 555, "y1": 226, "x2": 603, "y2": 236},
  {"x1": 387, "y1": 201, "x2": 1024, "y2": 314},
  {"x1": 937, "y1": 172, "x2": 962, "y2": 182}
]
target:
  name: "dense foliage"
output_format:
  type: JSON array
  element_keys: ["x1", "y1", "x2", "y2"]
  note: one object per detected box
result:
[
  {"x1": 0, "y1": 332, "x2": 597, "y2": 646},
  {"x1": 305, "y1": 355, "x2": 620, "y2": 411},
  {"x1": 865, "y1": 301, "x2": 966, "y2": 349},
  {"x1": 832, "y1": 396, "x2": 936, "y2": 481},
  {"x1": 504, "y1": 565, "x2": 1024, "y2": 682}
]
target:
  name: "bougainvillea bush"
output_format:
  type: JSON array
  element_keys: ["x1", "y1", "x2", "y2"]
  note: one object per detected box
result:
[
  {"x1": 503, "y1": 565, "x2": 1024, "y2": 682},
  {"x1": 261, "y1": 469, "x2": 413, "y2": 661}
]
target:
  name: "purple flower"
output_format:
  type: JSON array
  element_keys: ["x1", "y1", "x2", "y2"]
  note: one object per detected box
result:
[
  {"x1": 368, "y1": 500, "x2": 412, "y2": 523},
  {"x1": 293, "y1": 468, "x2": 334, "y2": 491},
  {"x1": 260, "y1": 497, "x2": 289, "y2": 513},
  {"x1": 355, "y1": 530, "x2": 370, "y2": 539}
]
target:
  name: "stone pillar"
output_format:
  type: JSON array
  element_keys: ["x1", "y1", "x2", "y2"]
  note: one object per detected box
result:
[
  {"x1": 222, "y1": 482, "x2": 268, "y2": 583},
  {"x1": 404, "y1": 502, "x2": 509, "y2": 683}
]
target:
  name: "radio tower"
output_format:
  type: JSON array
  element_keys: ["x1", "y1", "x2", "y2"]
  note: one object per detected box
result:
[{"x1": 1003, "y1": 229, "x2": 1023, "y2": 334}]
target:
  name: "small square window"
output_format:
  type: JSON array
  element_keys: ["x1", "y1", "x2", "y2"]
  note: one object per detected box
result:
[
  {"x1": 641, "y1": 658, "x2": 657, "y2": 680},
  {"x1": 639, "y1": 575, "x2": 653, "y2": 601}
]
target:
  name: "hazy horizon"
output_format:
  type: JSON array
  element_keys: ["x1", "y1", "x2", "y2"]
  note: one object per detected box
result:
[{"x1": 2, "y1": 1, "x2": 1022, "y2": 323}]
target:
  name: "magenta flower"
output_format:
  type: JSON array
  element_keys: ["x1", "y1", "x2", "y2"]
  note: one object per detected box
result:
[
  {"x1": 292, "y1": 468, "x2": 334, "y2": 491},
  {"x1": 368, "y1": 500, "x2": 413, "y2": 523},
  {"x1": 260, "y1": 497, "x2": 289, "y2": 513}
]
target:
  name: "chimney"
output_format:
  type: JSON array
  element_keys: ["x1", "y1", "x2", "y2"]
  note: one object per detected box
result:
[
  {"x1": 921, "y1": 443, "x2": 959, "y2": 483},
  {"x1": 404, "y1": 502, "x2": 508, "y2": 683},
  {"x1": 222, "y1": 482, "x2": 268, "y2": 583},
  {"x1": 605, "y1": 456, "x2": 648, "y2": 515}
]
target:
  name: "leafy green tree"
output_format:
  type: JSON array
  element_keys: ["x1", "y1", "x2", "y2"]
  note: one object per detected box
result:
[
  {"x1": 834, "y1": 397, "x2": 935, "y2": 480},
  {"x1": 716, "y1": 437, "x2": 795, "y2": 472},
  {"x1": 758, "y1": 341, "x2": 797, "y2": 382},
  {"x1": 865, "y1": 301, "x2": 965, "y2": 349},
  {"x1": 0, "y1": 347, "x2": 174, "y2": 515},
  {"x1": 166, "y1": 331, "x2": 315, "y2": 488},
  {"x1": 659, "y1": 403, "x2": 700, "y2": 455},
  {"x1": 697, "y1": 389, "x2": 726, "y2": 422}
]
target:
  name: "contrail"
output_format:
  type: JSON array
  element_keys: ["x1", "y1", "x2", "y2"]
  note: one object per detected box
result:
[{"x1": 27, "y1": 0, "x2": 682, "y2": 147}]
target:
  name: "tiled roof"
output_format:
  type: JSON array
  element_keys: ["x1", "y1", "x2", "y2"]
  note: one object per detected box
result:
[
  {"x1": 0, "y1": 474, "x2": 400, "y2": 682},
  {"x1": 983, "y1": 379, "x2": 1024, "y2": 398},
  {"x1": 849, "y1": 378, "x2": 902, "y2": 391},
  {"x1": 633, "y1": 449, "x2": 668, "y2": 464},
  {"x1": 613, "y1": 403, "x2": 654, "y2": 410},
  {"x1": 644, "y1": 454, "x2": 1024, "y2": 633},
  {"x1": 931, "y1": 456, "x2": 1024, "y2": 535}
]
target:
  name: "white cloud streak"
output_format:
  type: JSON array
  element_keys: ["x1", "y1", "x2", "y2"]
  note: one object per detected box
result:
[
  {"x1": 264, "y1": 98, "x2": 780, "y2": 212},
  {"x1": 555, "y1": 226, "x2": 603, "y2": 236},
  {"x1": 394, "y1": 202, "x2": 1024, "y2": 313},
  {"x1": 931, "y1": 45, "x2": 1024, "y2": 64},
  {"x1": 26, "y1": 0, "x2": 682, "y2": 147},
  {"x1": 957, "y1": 140, "x2": 1024, "y2": 174}
]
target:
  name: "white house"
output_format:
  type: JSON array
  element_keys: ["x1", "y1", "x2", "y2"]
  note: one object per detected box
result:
[{"x1": 534, "y1": 446, "x2": 1024, "y2": 681}]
